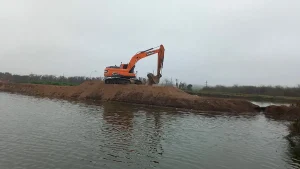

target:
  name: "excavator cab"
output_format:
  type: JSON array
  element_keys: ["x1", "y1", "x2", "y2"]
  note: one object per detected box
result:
[
  {"x1": 118, "y1": 64, "x2": 135, "y2": 73},
  {"x1": 120, "y1": 64, "x2": 127, "y2": 69}
]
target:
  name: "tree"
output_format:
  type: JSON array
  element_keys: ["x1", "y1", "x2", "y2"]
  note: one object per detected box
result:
[
  {"x1": 187, "y1": 84, "x2": 193, "y2": 91},
  {"x1": 162, "y1": 78, "x2": 174, "y2": 86}
]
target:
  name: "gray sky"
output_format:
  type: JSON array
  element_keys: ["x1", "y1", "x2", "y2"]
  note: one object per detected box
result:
[{"x1": 0, "y1": 0, "x2": 299, "y2": 86}]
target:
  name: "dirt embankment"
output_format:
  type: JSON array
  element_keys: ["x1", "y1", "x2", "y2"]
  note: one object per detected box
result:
[
  {"x1": 0, "y1": 81, "x2": 259, "y2": 113},
  {"x1": 264, "y1": 103, "x2": 300, "y2": 121}
]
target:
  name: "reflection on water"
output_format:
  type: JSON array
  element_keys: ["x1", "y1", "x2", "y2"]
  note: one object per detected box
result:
[
  {"x1": 103, "y1": 102, "x2": 134, "y2": 131},
  {"x1": 101, "y1": 102, "x2": 164, "y2": 166},
  {"x1": 0, "y1": 92, "x2": 299, "y2": 169}
]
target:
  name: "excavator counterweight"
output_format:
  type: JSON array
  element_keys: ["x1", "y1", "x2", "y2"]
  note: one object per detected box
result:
[{"x1": 103, "y1": 45, "x2": 165, "y2": 85}]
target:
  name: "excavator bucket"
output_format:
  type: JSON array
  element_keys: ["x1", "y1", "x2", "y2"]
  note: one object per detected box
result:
[{"x1": 147, "y1": 73, "x2": 161, "y2": 85}]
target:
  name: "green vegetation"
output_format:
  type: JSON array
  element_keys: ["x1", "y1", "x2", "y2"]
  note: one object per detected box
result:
[
  {"x1": 200, "y1": 85, "x2": 300, "y2": 98},
  {"x1": 289, "y1": 119, "x2": 300, "y2": 137},
  {"x1": 286, "y1": 119, "x2": 300, "y2": 149},
  {"x1": 160, "y1": 77, "x2": 300, "y2": 102},
  {"x1": 184, "y1": 90, "x2": 300, "y2": 102},
  {"x1": 0, "y1": 72, "x2": 102, "y2": 86},
  {"x1": 195, "y1": 85, "x2": 300, "y2": 102}
]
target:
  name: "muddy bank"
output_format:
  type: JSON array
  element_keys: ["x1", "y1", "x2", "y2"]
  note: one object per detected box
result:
[
  {"x1": 264, "y1": 104, "x2": 300, "y2": 121},
  {"x1": 0, "y1": 81, "x2": 260, "y2": 113}
]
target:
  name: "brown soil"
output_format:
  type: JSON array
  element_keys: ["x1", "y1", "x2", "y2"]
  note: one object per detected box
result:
[
  {"x1": 264, "y1": 104, "x2": 300, "y2": 121},
  {"x1": 0, "y1": 81, "x2": 259, "y2": 113}
]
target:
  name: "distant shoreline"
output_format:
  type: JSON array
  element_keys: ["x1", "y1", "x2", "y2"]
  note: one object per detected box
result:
[
  {"x1": 184, "y1": 90, "x2": 300, "y2": 103},
  {"x1": 1, "y1": 71, "x2": 300, "y2": 103}
]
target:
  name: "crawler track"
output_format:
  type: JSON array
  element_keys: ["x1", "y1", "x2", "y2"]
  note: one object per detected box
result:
[{"x1": 104, "y1": 78, "x2": 142, "y2": 85}]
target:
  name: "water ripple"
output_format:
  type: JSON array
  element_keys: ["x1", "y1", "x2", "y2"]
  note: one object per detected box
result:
[{"x1": 0, "y1": 92, "x2": 296, "y2": 169}]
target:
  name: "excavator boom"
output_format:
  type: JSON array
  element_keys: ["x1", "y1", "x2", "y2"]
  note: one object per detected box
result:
[{"x1": 104, "y1": 45, "x2": 165, "y2": 85}]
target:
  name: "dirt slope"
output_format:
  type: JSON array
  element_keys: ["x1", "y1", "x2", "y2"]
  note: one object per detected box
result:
[
  {"x1": 264, "y1": 104, "x2": 300, "y2": 121},
  {"x1": 0, "y1": 81, "x2": 259, "y2": 113}
]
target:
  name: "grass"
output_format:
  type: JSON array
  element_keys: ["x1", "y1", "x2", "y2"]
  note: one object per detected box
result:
[
  {"x1": 184, "y1": 90, "x2": 300, "y2": 103},
  {"x1": 289, "y1": 119, "x2": 300, "y2": 136}
]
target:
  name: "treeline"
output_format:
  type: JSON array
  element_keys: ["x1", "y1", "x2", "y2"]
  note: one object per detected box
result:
[
  {"x1": 0, "y1": 72, "x2": 102, "y2": 85},
  {"x1": 201, "y1": 85, "x2": 300, "y2": 97},
  {"x1": 159, "y1": 78, "x2": 193, "y2": 91},
  {"x1": 0, "y1": 72, "x2": 148, "y2": 86}
]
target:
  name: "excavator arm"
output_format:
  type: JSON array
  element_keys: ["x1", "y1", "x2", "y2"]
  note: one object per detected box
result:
[
  {"x1": 126, "y1": 45, "x2": 165, "y2": 76},
  {"x1": 126, "y1": 45, "x2": 165, "y2": 85}
]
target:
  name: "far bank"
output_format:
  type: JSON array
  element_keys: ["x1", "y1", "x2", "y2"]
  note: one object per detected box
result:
[{"x1": 184, "y1": 90, "x2": 300, "y2": 103}]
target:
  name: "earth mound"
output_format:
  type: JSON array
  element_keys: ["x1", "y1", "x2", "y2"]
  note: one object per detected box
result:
[
  {"x1": 0, "y1": 81, "x2": 259, "y2": 113},
  {"x1": 264, "y1": 103, "x2": 300, "y2": 120}
]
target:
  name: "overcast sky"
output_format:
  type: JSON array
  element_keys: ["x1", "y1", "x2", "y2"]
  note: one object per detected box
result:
[{"x1": 0, "y1": 0, "x2": 299, "y2": 86}]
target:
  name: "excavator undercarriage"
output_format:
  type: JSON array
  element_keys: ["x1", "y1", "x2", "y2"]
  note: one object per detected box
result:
[
  {"x1": 104, "y1": 77, "x2": 142, "y2": 85},
  {"x1": 104, "y1": 73, "x2": 159, "y2": 85}
]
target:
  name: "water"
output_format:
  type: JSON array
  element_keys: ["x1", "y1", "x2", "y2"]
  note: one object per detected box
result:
[
  {"x1": 0, "y1": 92, "x2": 299, "y2": 169},
  {"x1": 251, "y1": 101, "x2": 291, "y2": 107}
]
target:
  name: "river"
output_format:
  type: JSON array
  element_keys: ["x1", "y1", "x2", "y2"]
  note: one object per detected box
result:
[{"x1": 0, "y1": 92, "x2": 299, "y2": 169}]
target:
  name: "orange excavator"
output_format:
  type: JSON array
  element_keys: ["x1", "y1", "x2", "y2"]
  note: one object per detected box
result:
[{"x1": 104, "y1": 44, "x2": 165, "y2": 85}]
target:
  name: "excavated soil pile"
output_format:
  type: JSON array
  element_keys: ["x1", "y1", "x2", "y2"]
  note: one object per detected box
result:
[
  {"x1": 264, "y1": 104, "x2": 300, "y2": 121},
  {"x1": 0, "y1": 81, "x2": 259, "y2": 113}
]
